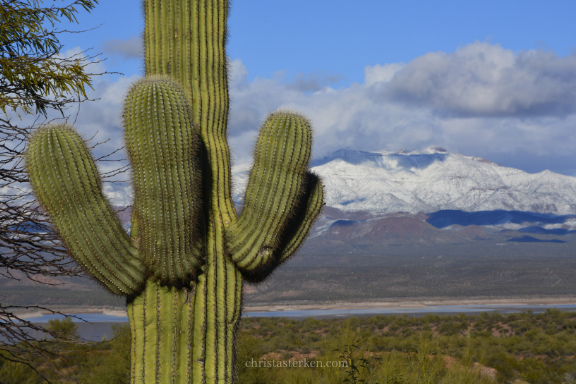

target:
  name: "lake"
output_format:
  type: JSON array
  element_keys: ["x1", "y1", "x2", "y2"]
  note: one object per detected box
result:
[{"x1": 18, "y1": 302, "x2": 576, "y2": 340}]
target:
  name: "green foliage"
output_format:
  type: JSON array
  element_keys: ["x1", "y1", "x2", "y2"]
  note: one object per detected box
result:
[
  {"x1": 46, "y1": 317, "x2": 79, "y2": 340},
  {"x1": 333, "y1": 341, "x2": 368, "y2": 384},
  {"x1": 78, "y1": 323, "x2": 132, "y2": 384},
  {"x1": 0, "y1": 0, "x2": 98, "y2": 117},
  {"x1": 236, "y1": 315, "x2": 497, "y2": 384},
  {"x1": 11, "y1": 310, "x2": 576, "y2": 383},
  {"x1": 236, "y1": 332, "x2": 278, "y2": 384},
  {"x1": 0, "y1": 351, "x2": 43, "y2": 384},
  {"x1": 235, "y1": 310, "x2": 576, "y2": 383},
  {"x1": 0, "y1": 0, "x2": 109, "y2": 380}
]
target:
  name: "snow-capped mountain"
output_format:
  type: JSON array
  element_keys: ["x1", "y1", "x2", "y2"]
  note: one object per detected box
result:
[{"x1": 232, "y1": 147, "x2": 576, "y2": 215}]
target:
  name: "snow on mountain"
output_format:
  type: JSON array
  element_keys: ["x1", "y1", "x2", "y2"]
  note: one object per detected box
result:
[
  {"x1": 14, "y1": 146, "x2": 573, "y2": 217},
  {"x1": 232, "y1": 147, "x2": 576, "y2": 215}
]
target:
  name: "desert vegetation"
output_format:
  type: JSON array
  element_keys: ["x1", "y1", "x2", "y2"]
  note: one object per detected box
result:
[{"x1": 4, "y1": 309, "x2": 576, "y2": 383}]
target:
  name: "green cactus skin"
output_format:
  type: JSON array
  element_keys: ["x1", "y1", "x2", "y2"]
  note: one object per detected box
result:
[
  {"x1": 227, "y1": 111, "x2": 315, "y2": 273},
  {"x1": 26, "y1": 0, "x2": 324, "y2": 383},
  {"x1": 123, "y1": 75, "x2": 204, "y2": 284},
  {"x1": 26, "y1": 125, "x2": 145, "y2": 296}
]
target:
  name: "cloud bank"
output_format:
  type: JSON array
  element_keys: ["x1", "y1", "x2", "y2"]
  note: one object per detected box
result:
[{"x1": 372, "y1": 42, "x2": 576, "y2": 118}]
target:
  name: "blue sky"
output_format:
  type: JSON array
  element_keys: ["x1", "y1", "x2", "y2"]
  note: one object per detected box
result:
[{"x1": 42, "y1": 0, "x2": 576, "y2": 178}]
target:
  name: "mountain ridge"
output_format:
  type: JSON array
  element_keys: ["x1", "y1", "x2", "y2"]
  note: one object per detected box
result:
[{"x1": 233, "y1": 147, "x2": 576, "y2": 216}]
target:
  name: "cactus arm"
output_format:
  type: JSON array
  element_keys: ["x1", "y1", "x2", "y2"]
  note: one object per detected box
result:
[
  {"x1": 277, "y1": 173, "x2": 325, "y2": 264},
  {"x1": 123, "y1": 75, "x2": 203, "y2": 283},
  {"x1": 238, "y1": 172, "x2": 325, "y2": 283},
  {"x1": 225, "y1": 112, "x2": 315, "y2": 272},
  {"x1": 26, "y1": 125, "x2": 146, "y2": 295}
]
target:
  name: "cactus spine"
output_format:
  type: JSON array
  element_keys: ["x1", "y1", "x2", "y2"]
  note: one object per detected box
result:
[{"x1": 26, "y1": 1, "x2": 324, "y2": 383}]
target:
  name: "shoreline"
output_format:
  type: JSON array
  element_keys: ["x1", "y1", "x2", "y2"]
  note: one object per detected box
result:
[
  {"x1": 244, "y1": 296, "x2": 576, "y2": 312},
  {"x1": 10, "y1": 296, "x2": 576, "y2": 319}
]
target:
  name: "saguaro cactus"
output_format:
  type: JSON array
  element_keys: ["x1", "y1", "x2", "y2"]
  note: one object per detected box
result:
[{"x1": 26, "y1": 0, "x2": 324, "y2": 383}]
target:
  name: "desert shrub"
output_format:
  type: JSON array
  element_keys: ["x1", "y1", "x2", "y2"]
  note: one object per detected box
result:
[
  {"x1": 77, "y1": 323, "x2": 131, "y2": 384},
  {"x1": 0, "y1": 351, "x2": 42, "y2": 384},
  {"x1": 46, "y1": 317, "x2": 79, "y2": 340}
]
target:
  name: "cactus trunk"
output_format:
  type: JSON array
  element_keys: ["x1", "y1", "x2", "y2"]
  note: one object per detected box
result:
[
  {"x1": 142, "y1": 1, "x2": 242, "y2": 382},
  {"x1": 127, "y1": 217, "x2": 241, "y2": 383},
  {"x1": 26, "y1": 0, "x2": 324, "y2": 383},
  {"x1": 127, "y1": 281, "x2": 194, "y2": 383},
  {"x1": 127, "y1": 276, "x2": 241, "y2": 383}
]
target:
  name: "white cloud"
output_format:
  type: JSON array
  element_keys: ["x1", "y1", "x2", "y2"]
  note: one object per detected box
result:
[
  {"x1": 227, "y1": 60, "x2": 441, "y2": 164},
  {"x1": 364, "y1": 63, "x2": 405, "y2": 86},
  {"x1": 59, "y1": 46, "x2": 107, "y2": 75},
  {"x1": 229, "y1": 58, "x2": 248, "y2": 87},
  {"x1": 371, "y1": 42, "x2": 576, "y2": 117}
]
